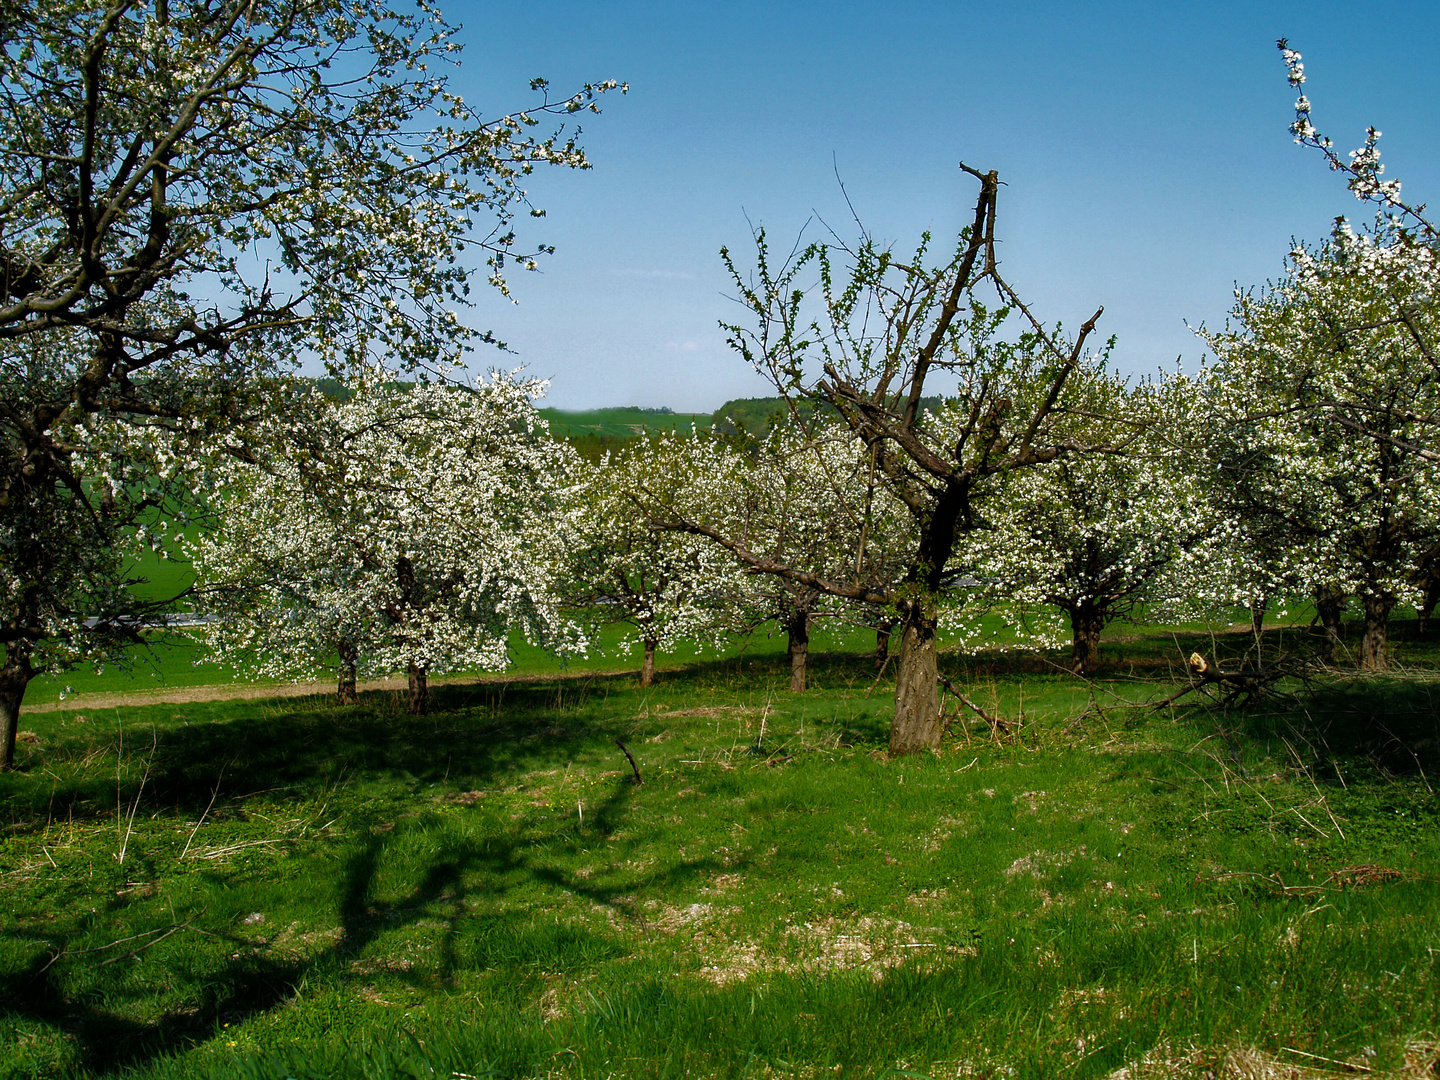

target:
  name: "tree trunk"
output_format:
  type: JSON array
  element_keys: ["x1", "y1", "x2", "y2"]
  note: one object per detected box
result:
[
  {"x1": 874, "y1": 625, "x2": 891, "y2": 670},
  {"x1": 890, "y1": 600, "x2": 940, "y2": 755},
  {"x1": 1419, "y1": 579, "x2": 1440, "y2": 636},
  {"x1": 1360, "y1": 594, "x2": 1393, "y2": 673},
  {"x1": 337, "y1": 639, "x2": 358, "y2": 705},
  {"x1": 407, "y1": 661, "x2": 428, "y2": 715},
  {"x1": 1250, "y1": 595, "x2": 1268, "y2": 640},
  {"x1": 1314, "y1": 585, "x2": 1346, "y2": 662},
  {"x1": 640, "y1": 636, "x2": 657, "y2": 688},
  {"x1": 786, "y1": 607, "x2": 810, "y2": 692},
  {"x1": 1069, "y1": 602, "x2": 1104, "y2": 675},
  {"x1": 0, "y1": 650, "x2": 34, "y2": 771}
]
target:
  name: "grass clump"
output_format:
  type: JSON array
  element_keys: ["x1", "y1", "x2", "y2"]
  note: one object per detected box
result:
[{"x1": 1, "y1": 639, "x2": 1437, "y2": 1079}]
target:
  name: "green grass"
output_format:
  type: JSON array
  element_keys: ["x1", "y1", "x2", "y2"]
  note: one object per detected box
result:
[
  {"x1": 21, "y1": 617, "x2": 822, "y2": 706},
  {"x1": 2, "y1": 630, "x2": 1438, "y2": 1079}
]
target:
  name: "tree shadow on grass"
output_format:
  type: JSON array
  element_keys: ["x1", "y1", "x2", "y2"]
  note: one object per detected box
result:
[
  {"x1": 3, "y1": 751, "x2": 736, "y2": 1076},
  {"x1": 3, "y1": 671, "x2": 640, "y2": 824},
  {"x1": 0, "y1": 673, "x2": 739, "y2": 1075}
]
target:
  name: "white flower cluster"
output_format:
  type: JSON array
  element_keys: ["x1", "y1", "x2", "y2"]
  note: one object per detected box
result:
[
  {"x1": 626, "y1": 422, "x2": 918, "y2": 661},
  {"x1": 958, "y1": 375, "x2": 1204, "y2": 666},
  {"x1": 1184, "y1": 218, "x2": 1440, "y2": 663},
  {"x1": 566, "y1": 435, "x2": 751, "y2": 668},
  {"x1": 191, "y1": 373, "x2": 583, "y2": 684},
  {"x1": 1278, "y1": 40, "x2": 1406, "y2": 208}
]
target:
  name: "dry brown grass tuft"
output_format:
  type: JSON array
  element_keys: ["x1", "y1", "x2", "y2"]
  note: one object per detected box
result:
[{"x1": 1106, "y1": 1039, "x2": 1439, "y2": 1079}]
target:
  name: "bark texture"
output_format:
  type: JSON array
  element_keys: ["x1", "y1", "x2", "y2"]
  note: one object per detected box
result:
[
  {"x1": 1250, "y1": 596, "x2": 1268, "y2": 640},
  {"x1": 640, "y1": 637, "x2": 657, "y2": 688},
  {"x1": 890, "y1": 603, "x2": 940, "y2": 755},
  {"x1": 1314, "y1": 586, "x2": 1346, "y2": 662},
  {"x1": 874, "y1": 627, "x2": 891, "y2": 670},
  {"x1": 1360, "y1": 595, "x2": 1393, "y2": 673},
  {"x1": 407, "y1": 661, "x2": 429, "y2": 715},
  {"x1": 1068, "y1": 602, "x2": 1103, "y2": 675},
  {"x1": 337, "y1": 639, "x2": 358, "y2": 705},
  {"x1": 1418, "y1": 574, "x2": 1440, "y2": 636},
  {"x1": 0, "y1": 650, "x2": 33, "y2": 771},
  {"x1": 787, "y1": 607, "x2": 810, "y2": 692}
]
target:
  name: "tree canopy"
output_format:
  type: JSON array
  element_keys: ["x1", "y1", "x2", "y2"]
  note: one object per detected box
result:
[{"x1": 0, "y1": 0, "x2": 621, "y2": 765}]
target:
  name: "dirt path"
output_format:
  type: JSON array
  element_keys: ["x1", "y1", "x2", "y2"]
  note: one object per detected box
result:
[{"x1": 26, "y1": 668, "x2": 641, "y2": 714}]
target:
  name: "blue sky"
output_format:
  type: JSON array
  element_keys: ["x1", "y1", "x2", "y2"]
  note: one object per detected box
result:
[{"x1": 442, "y1": 1, "x2": 1440, "y2": 412}]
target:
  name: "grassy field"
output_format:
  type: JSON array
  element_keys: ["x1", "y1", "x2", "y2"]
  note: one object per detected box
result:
[
  {"x1": 2, "y1": 623, "x2": 1438, "y2": 1079},
  {"x1": 20, "y1": 619, "x2": 825, "y2": 706}
]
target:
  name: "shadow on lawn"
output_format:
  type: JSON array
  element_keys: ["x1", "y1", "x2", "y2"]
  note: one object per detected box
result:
[
  {"x1": 7, "y1": 673, "x2": 622, "y2": 818},
  {"x1": 1, "y1": 675, "x2": 736, "y2": 1076},
  {"x1": 1249, "y1": 676, "x2": 1440, "y2": 777}
]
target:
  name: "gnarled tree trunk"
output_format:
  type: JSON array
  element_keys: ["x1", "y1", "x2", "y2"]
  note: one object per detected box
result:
[
  {"x1": 1360, "y1": 594, "x2": 1393, "y2": 673},
  {"x1": 337, "y1": 638, "x2": 358, "y2": 705},
  {"x1": 890, "y1": 599, "x2": 940, "y2": 755},
  {"x1": 0, "y1": 649, "x2": 34, "y2": 771},
  {"x1": 407, "y1": 661, "x2": 428, "y2": 715},
  {"x1": 786, "y1": 606, "x2": 810, "y2": 692}
]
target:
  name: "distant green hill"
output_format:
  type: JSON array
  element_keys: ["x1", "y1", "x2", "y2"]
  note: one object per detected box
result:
[
  {"x1": 709, "y1": 397, "x2": 805, "y2": 437},
  {"x1": 710, "y1": 394, "x2": 945, "y2": 438},
  {"x1": 536, "y1": 406, "x2": 710, "y2": 439}
]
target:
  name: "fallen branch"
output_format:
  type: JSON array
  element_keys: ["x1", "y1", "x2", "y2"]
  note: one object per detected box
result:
[
  {"x1": 939, "y1": 676, "x2": 1012, "y2": 740},
  {"x1": 615, "y1": 740, "x2": 643, "y2": 784},
  {"x1": 1153, "y1": 652, "x2": 1278, "y2": 711},
  {"x1": 34, "y1": 913, "x2": 205, "y2": 979}
]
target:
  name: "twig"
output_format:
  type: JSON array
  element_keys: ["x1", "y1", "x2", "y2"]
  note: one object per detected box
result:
[
  {"x1": 1285, "y1": 737, "x2": 1347, "y2": 840},
  {"x1": 938, "y1": 676, "x2": 1009, "y2": 738},
  {"x1": 98, "y1": 923, "x2": 186, "y2": 966},
  {"x1": 1156, "y1": 650, "x2": 1294, "y2": 713},
  {"x1": 864, "y1": 649, "x2": 896, "y2": 696},
  {"x1": 117, "y1": 727, "x2": 158, "y2": 867},
  {"x1": 34, "y1": 915, "x2": 200, "y2": 979},
  {"x1": 615, "y1": 740, "x2": 642, "y2": 784},
  {"x1": 181, "y1": 763, "x2": 228, "y2": 860},
  {"x1": 195, "y1": 837, "x2": 294, "y2": 859},
  {"x1": 1279, "y1": 1046, "x2": 1371, "y2": 1073}
]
